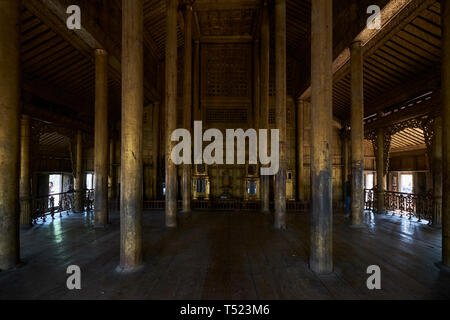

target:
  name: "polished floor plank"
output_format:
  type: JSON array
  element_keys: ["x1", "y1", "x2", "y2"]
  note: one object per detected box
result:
[{"x1": 0, "y1": 210, "x2": 449, "y2": 300}]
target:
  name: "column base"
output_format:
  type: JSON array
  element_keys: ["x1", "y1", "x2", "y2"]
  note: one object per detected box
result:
[
  {"x1": 261, "y1": 210, "x2": 271, "y2": 215},
  {"x1": 309, "y1": 265, "x2": 333, "y2": 276},
  {"x1": 435, "y1": 262, "x2": 450, "y2": 274},
  {"x1": 274, "y1": 223, "x2": 287, "y2": 230},
  {"x1": 0, "y1": 260, "x2": 26, "y2": 272},
  {"x1": 115, "y1": 264, "x2": 144, "y2": 274}
]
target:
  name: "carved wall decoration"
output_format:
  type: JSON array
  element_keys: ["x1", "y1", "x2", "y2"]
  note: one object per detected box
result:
[
  {"x1": 197, "y1": 9, "x2": 254, "y2": 37},
  {"x1": 365, "y1": 116, "x2": 435, "y2": 174},
  {"x1": 206, "y1": 108, "x2": 248, "y2": 124},
  {"x1": 365, "y1": 129, "x2": 391, "y2": 175},
  {"x1": 201, "y1": 44, "x2": 252, "y2": 101}
]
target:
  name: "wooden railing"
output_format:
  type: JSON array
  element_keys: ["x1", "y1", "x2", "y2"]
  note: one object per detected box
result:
[
  {"x1": 140, "y1": 199, "x2": 309, "y2": 212},
  {"x1": 364, "y1": 188, "x2": 376, "y2": 212},
  {"x1": 364, "y1": 188, "x2": 433, "y2": 224},
  {"x1": 32, "y1": 189, "x2": 94, "y2": 224}
]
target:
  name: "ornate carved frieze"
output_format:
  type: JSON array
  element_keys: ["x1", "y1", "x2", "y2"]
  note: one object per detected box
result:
[
  {"x1": 202, "y1": 44, "x2": 251, "y2": 100},
  {"x1": 364, "y1": 116, "x2": 435, "y2": 174},
  {"x1": 197, "y1": 9, "x2": 255, "y2": 37}
]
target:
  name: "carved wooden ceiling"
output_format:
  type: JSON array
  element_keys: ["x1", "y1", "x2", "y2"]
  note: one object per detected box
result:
[
  {"x1": 332, "y1": 0, "x2": 441, "y2": 121},
  {"x1": 18, "y1": 0, "x2": 442, "y2": 159},
  {"x1": 390, "y1": 128, "x2": 426, "y2": 153},
  {"x1": 197, "y1": 9, "x2": 255, "y2": 36}
]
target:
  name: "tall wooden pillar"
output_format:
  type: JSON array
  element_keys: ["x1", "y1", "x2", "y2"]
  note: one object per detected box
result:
[
  {"x1": 342, "y1": 132, "x2": 350, "y2": 197},
  {"x1": 152, "y1": 102, "x2": 160, "y2": 199},
  {"x1": 74, "y1": 130, "x2": 83, "y2": 212},
  {"x1": 297, "y1": 99, "x2": 305, "y2": 202},
  {"x1": 376, "y1": 127, "x2": 386, "y2": 214},
  {"x1": 109, "y1": 136, "x2": 116, "y2": 200},
  {"x1": 165, "y1": 0, "x2": 178, "y2": 228},
  {"x1": 310, "y1": 0, "x2": 333, "y2": 274},
  {"x1": 120, "y1": 0, "x2": 144, "y2": 270},
  {"x1": 0, "y1": 0, "x2": 20, "y2": 270},
  {"x1": 260, "y1": 0, "x2": 270, "y2": 214},
  {"x1": 432, "y1": 116, "x2": 442, "y2": 227},
  {"x1": 350, "y1": 40, "x2": 364, "y2": 226},
  {"x1": 253, "y1": 40, "x2": 260, "y2": 130},
  {"x1": 182, "y1": 4, "x2": 193, "y2": 213},
  {"x1": 193, "y1": 41, "x2": 200, "y2": 122},
  {"x1": 274, "y1": 0, "x2": 287, "y2": 229},
  {"x1": 20, "y1": 115, "x2": 32, "y2": 228},
  {"x1": 94, "y1": 49, "x2": 109, "y2": 227},
  {"x1": 441, "y1": 0, "x2": 450, "y2": 267}
]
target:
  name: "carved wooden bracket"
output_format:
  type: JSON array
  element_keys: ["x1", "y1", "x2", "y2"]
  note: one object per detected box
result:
[{"x1": 365, "y1": 116, "x2": 435, "y2": 174}]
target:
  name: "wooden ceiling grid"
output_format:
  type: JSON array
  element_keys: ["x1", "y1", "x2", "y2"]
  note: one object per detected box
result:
[
  {"x1": 390, "y1": 127, "x2": 426, "y2": 152},
  {"x1": 333, "y1": 1, "x2": 441, "y2": 121},
  {"x1": 38, "y1": 131, "x2": 71, "y2": 158},
  {"x1": 18, "y1": 0, "x2": 442, "y2": 156},
  {"x1": 143, "y1": 0, "x2": 184, "y2": 59},
  {"x1": 286, "y1": 0, "x2": 310, "y2": 53},
  {"x1": 20, "y1": 7, "x2": 121, "y2": 117}
]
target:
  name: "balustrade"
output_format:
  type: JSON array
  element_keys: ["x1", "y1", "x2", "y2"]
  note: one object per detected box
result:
[
  {"x1": 364, "y1": 188, "x2": 433, "y2": 224},
  {"x1": 31, "y1": 189, "x2": 94, "y2": 224}
]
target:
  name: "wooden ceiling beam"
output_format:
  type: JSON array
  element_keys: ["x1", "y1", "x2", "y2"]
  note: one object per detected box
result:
[
  {"x1": 199, "y1": 35, "x2": 254, "y2": 43},
  {"x1": 364, "y1": 70, "x2": 440, "y2": 117},
  {"x1": 298, "y1": 0, "x2": 435, "y2": 102},
  {"x1": 333, "y1": 0, "x2": 436, "y2": 85},
  {"x1": 24, "y1": 103, "x2": 93, "y2": 135},
  {"x1": 25, "y1": 0, "x2": 160, "y2": 103},
  {"x1": 364, "y1": 93, "x2": 440, "y2": 133},
  {"x1": 193, "y1": 0, "x2": 262, "y2": 11},
  {"x1": 23, "y1": 75, "x2": 92, "y2": 119}
]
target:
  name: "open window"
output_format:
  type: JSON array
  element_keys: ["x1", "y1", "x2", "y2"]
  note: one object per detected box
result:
[
  {"x1": 400, "y1": 174, "x2": 413, "y2": 194},
  {"x1": 247, "y1": 180, "x2": 257, "y2": 195},
  {"x1": 86, "y1": 173, "x2": 95, "y2": 190},
  {"x1": 365, "y1": 173, "x2": 374, "y2": 190},
  {"x1": 49, "y1": 174, "x2": 62, "y2": 206}
]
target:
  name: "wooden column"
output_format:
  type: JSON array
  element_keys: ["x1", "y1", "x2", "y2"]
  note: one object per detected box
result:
[
  {"x1": 152, "y1": 102, "x2": 160, "y2": 199},
  {"x1": 253, "y1": 40, "x2": 260, "y2": 130},
  {"x1": 342, "y1": 131, "x2": 350, "y2": 197},
  {"x1": 260, "y1": 0, "x2": 270, "y2": 214},
  {"x1": 109, "y1": 136, "x2": 116, "y2": 200},
  {"x1": 193, "y1": 41, "x2": 200, "y2": 122},
  {"x1": 310, "y1": 0, "x2": 333, "y2": 274},
  {"x1": 441, "y1": 0, "x2": 450, "y2": 267},
  {"x1": 165, "y1": 0, "x2": 178, "y2": 228},
  {"x1": 74, "y1": 130, "x2": 83, "y2": 212},
  {"x1": 350, "y1": 40, "x2": 364, "y2": 226},
  {"x1": 120, "y1": 0, "x2": 144, "y2": 270},
  {"x1": 0, "y1": 0, "x2": 20, "y2": 270},
  {"x1": 297, "y1": 99, "x2": 305, "y2": 202},
  {"x1": 94, "y1": 49, "x2": 109, "y2": 227},
  {"x1": 20, "y1": 115, "x2": 32, "y2": 228},
  {"x1": 274, "y1": 0, "x2": 287, "y2": 229},
  {"x1": 432, "y1": 116, "x2": 442, "y2": 227},
  {"x1": 376, "y1": 127, "x2": 386, "y2": 214},
  {"x1": 182, "y1": 4, "x2": 193, "y2": 213}
]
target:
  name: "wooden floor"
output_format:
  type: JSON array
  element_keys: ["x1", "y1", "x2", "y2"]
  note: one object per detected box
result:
[{"x1": 0, "y1": 209, "x2": 449, "y2": 300}]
